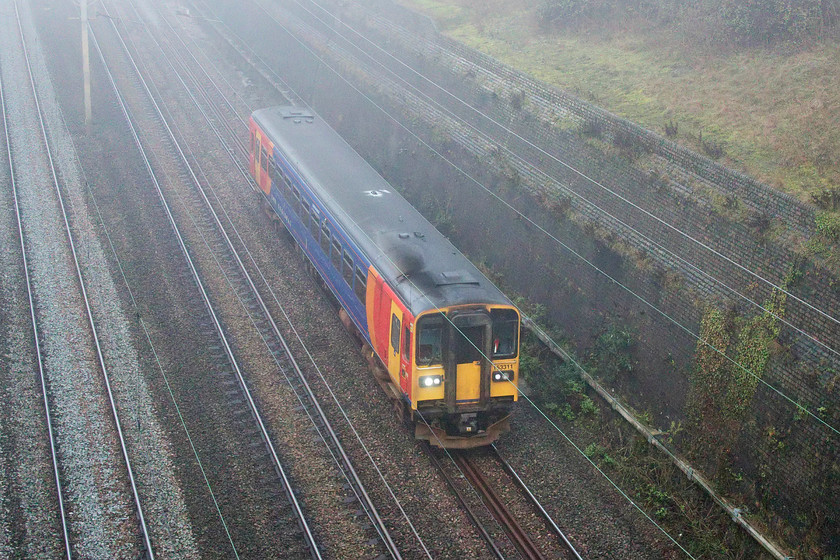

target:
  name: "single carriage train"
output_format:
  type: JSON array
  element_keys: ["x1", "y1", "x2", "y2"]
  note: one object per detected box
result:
[{"x1": 249, "y1": 106, "x2": 519, "y2": 448}]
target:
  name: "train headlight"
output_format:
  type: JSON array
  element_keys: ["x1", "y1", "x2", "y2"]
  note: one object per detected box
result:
[
  {"x1": 492, "y1": 370, "x2": 514, "y2": 382},
  {"x1": 420, "y1": 375, "x2": 442, "y2": 388}
]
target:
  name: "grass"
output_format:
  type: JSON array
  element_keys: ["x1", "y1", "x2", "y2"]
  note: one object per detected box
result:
[{"x1": 396, "y1": 0, "x2": 840, "y2": 205}]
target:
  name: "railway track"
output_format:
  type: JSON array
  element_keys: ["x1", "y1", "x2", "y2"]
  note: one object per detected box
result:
[
  {"x1": 427, "y1": 443, "x2": 583, "y2": 560},
  {"x1": 129, "y1": 3, "x2": 593, "y2": 557},
  {"x1": 83, "y1": 1, "x2": 404, "y2": 556},
  {"x1": 89, "y1": 13, "x2": 322, "y2": 559},
  {"x1": 2, "y1": 1, "x2": 153, "y2": 557},
  {"x1": 0, "y1": 39, "x2": 70, "y2": 560}
]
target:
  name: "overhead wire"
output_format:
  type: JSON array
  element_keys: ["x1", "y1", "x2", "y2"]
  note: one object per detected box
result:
[
  {"x1": 206, "y1": 0, "x2": 839, "y2": 437},
  {"x1": 190, "y1": 0, "x2": 722, "y2": 554},
  {"x1": 299, "y1": 0, "x2": 840, "y2": 335},
  {"x1": 120, "y1": 1, "x2": 431, "y2": 556}
]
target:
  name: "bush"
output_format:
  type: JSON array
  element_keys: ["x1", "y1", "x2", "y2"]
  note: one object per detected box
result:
[
  {"x1": 588, "y1": 324, "x2": 636, "y2": 381},
  {"x1": 537, "y1": 0, "x2": 840, "y2": 45},
  {"x1": 720, "y1": 0, "x2": 839, "y2": 44}
]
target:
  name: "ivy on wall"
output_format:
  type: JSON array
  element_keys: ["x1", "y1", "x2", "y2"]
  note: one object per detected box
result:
[{"x1": 686, "y1": 288, "x2": 786, "y2": 476}]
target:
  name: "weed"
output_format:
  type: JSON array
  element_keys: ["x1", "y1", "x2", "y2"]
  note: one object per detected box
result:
[
  {"x1": 665, "y1": 119, "x2": 678, "y2": 138},
  {"x1": 815, "y1": 212, "x2": 840, "y2": 241},
  {"x1": 577, "y1": 118, "x2": 604, "y2": 139},
  {"x1": 699, "y1": 130, "x2": 725, "y2": 159},
  {"x1": 810, "y1": 187, "x2": 840, "y2": 211},
  {"x1": 580, "y1": 395, "x2": 599, "y2": 415},
  {"x1": 746, "y1": 211, "x2": 771, "y2": 237},
  {"x1": 588, "y1": 324, "x2": 636, "y2": 381},
  {"x1": 510, "y1": 89, "x2": 525, "y2": 111}
]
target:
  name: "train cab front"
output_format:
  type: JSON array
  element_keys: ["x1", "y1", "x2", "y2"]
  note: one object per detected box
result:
[{"x1": 412, "y1": 305, "x2": 520, "y2": 448}]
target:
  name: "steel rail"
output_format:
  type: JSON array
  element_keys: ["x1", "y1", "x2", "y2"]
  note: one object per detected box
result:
[
  {"x1": 111, "y1": 2, "x2": 402, "y2": 556},
  {"x1": 492, "y1": 445, "x2": 584, "y2": 560},
  {"x1": 88, "y1": 15, "x2": 324, "y2": 559},
  {"x1": 11, "y1": 1, "x2": 155, "y2": 557},
  {"x1": 454, "y1": 452, "x2": 545, "y2": 560},
  {"x1": 424, "y1": 444, "x2": 506, "y2": 560},
  {"x1": 0, "y1": 40, "x2": 72, "y2": 560}
]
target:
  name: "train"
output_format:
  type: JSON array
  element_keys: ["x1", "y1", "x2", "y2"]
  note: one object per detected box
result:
[{"x1": 249, "y1": 106, "x2": 519, "y2": 448}]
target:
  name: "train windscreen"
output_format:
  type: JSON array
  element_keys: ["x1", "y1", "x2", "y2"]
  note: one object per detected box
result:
[
  {"x1": 491, "y1": 309, "x2": 519, "y2": 359},
  {"x1": 416, "y1": 314, "x2": 444, "y2": 366}
]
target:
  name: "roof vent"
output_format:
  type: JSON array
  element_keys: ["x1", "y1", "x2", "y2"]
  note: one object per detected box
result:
[
  {"x1": 436, "y1": 271, "x2": 480, "y2": 287},
  {"x1": 280, "y1": 108, "x2": 315, "y2": 123},
  {"x1": 364, "y1": 189, "x2": 390, "y2": 197}
]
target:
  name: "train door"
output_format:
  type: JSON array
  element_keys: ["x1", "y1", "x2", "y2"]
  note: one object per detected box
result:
[
  {"x1": 400, "y1": 320, "x2": 411, "y2": 395},
  {"x1": 387, "y1": 303, "x2": 403, "y2": 386},
  {"x1": 254, "y1": 132, "x2": 263, "y2": 184},
  {"x1": 447, "y1": 311, "x2": 492, "y2": 407}
]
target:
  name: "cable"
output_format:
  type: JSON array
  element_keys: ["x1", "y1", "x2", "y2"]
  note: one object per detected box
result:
[
  {"x1": 88, "y1": 22, "x2": 242, "y2": 556},
  {"x1": 206, "y1": 0, "x2": 839, "y2": 436},
  {"x1": 286, "y1": 0, "x2": 840, "y2": 370},
  {"x1": 302, "y1": 0, "x2": 840, "y2": 333},
  {"x1": 113, "y1": 2, "x2": 430, "y2": 555}
]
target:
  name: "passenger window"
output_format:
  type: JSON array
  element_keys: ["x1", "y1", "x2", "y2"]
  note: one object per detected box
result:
[
  {"x1": 331, "y1": 236, "x2": 341, "y2": 269},
  {"x1": 354, "y1": 267, "x2": 366, "y2": 303},
  {"x1": 320, "y1": 222, "x2": 330, "y2": 252},
  {"x1": 390, "y1": 314, "x2": 401, "y2": 353},
  {"x1": 260, "y1": 147, "x2": 269, "y2": 170},
  {"x1": 301, "y1": 200, "x2": 310, "y2": 228},
  {"x1": 309, "y1": 207, "x2": 320, "y2": 238},
  {"x1": 291, "y1": 187, "x2": 301, "y2": 217},
  {"x1": 342, "y1": 250, "x2": 354, "y2": 286},
  {"x1": 270, "y1": 161, "x2": 283, "y2": 185},
  {"x1": 403, "y1": 324, "x2": 411, "y2": 358}
]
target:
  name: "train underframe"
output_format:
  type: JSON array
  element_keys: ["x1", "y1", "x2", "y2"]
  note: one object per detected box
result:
[{"x1": 413, "y1": 399, "x2": 513, "y2": 449}]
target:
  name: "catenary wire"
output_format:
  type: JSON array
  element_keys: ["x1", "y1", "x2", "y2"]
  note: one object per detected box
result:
[
  {"x1": 286, "y1": 0, "x2": 840, "y2": 366},
  {"x1": 213, "y1": 0, "x2": 840, "y2": 437},
  {"x1": 193, "y1": 0, "x2": 712, "y2": 554},
  {"x1": 298, "y1": 0, "x2": 840, "y2": 333},
  {"x1": 88, "y1": 23, "x2": 243, "y2": 557},
  {"x1": 115, "y1": 1, "x2": 432, "y2": 555}
]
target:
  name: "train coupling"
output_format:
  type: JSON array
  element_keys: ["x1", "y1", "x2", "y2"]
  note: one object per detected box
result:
[{"x1": 456, "y1": 413, "x2": 479, "y2": 435}]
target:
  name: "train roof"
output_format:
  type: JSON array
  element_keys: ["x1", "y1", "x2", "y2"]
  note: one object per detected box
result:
[{"x1": 252, "y1": 106, "x2": 512, "y2": 316}]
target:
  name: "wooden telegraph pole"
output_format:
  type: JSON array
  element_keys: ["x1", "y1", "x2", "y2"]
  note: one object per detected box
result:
[{"x1": 81, "y1": 0, "x2": 92, "y2": 134}]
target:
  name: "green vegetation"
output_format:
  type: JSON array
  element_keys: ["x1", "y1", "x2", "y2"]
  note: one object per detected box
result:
[
  {"x1": 398, "y1": 0, "x2": 840, "y2": 205},
  {"x1": 587, "y1": 324, "x2": 636, "y2": 381},
  {"x1": 536, "y1": 1, "x2": 840, "y2": 45},
  {"x1": 685, "y1": 287, "x2": 786, "y2": 488},
  {"x1": 575, "y1": 402, "x2": 760, "y2": 557}
]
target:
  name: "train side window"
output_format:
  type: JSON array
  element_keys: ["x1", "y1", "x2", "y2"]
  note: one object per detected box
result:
[
  {"x1": 260, "y1": 147, "x2": 269, "y2": 170},
  {"x1": 491, "y1": 308, "x2": 519, "y2": 359},
  {"x1": 354, "y1": 267, "x2": 366, "y2": 303},
  {"x1": 390, "y1": 314, "x2": 401, "y2": 353},
  {"x1": 282, "y1": 175, "x2": 292, "y2": 197},
  {"x1": 309, "y1": 207, "x2": 320, "y2": 238},
  {"x1": 291, "y1": 187, "x2": 301, "y2": 217},
  {"x1": 403, "y1": 323, "x2": 411, "y2": 358},
  {"x1": 331, "y1": 236, "x2": 341, "y2": 269},
  {"x1": 320, "y1": 222, "x2": 330, "y2": 252},
  {"x1": 270, "y1": 160, "x2": 282, "y2": 185},
  {"x1": 250, "y1": 131, "x2": 255, "y2": 154},
  {"x1": 301, "y1": 201, "x2": 310, "y2": 229},
  {"x1": 342, "y1": 250, "x2": 354, "y2": 286}
]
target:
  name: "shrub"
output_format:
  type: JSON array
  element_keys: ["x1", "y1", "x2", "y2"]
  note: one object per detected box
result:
[{"x1": 537, "y1": 0, "x2": 840, "y2": 45}]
